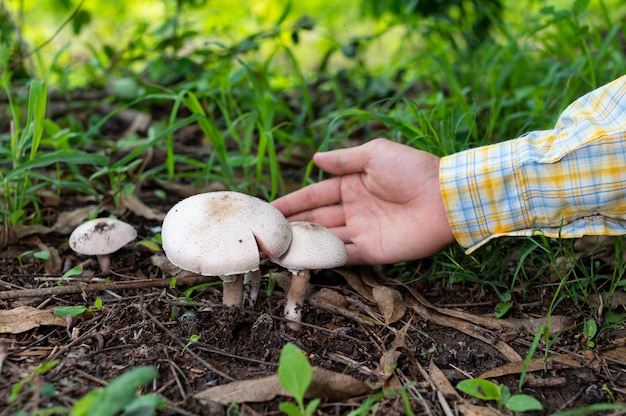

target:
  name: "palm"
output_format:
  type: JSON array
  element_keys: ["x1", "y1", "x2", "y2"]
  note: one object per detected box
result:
[{"x1": 272, "y1": 139, "x2": 455, "y2": 265}]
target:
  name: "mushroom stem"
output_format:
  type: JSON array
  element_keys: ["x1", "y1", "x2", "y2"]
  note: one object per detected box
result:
[
  {"x1": 96, "y1": 254, "x2": 111, "y2": 274},
  {"x1": 222, "y1": 274, "x2": 244, "y2": 308},
  {"x1": 283, "y1": 269, "x2": 311, "y2": 331},
  {"x1": 243, "y1": 269, "x2": 262, "y2": 307}
]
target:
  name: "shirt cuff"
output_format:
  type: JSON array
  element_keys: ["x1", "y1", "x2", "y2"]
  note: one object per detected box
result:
[{"x1": 440, "y1": 127, "x2": 626, "y2": 253}]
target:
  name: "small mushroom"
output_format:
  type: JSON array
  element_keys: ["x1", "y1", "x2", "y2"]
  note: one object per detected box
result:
[
  {"x1": 161, "y1": 191, "x2": 292, "y2": 308},
  {"x1": 69, "y1": 218, "x2": 137, "y2": 273},
  {"x1": 273, "y1": 222, "x2": 348, "y2": 330}
]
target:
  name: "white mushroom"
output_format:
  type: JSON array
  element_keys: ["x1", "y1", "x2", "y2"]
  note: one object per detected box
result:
[
  {"x1": 161, "y1": 191, "x2": 292, "y2": 308},
  {"x1": 69, "y1": 218, "x2": 137, "y2": 273},
  {"x1": 274, "y1": 222, "x2": 348, "y2": 330}
]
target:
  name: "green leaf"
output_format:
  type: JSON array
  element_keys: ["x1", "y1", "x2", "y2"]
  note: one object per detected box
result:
[
  {"x1": 583, "y1": 318, "x2": 597, "y2": 339},
  {"x1": 121, "y1": 394, "x2": 167, "y2": 416},
  {"x1": 72, "y1": 9, "x2": 92, "y2": 35},
  {"x1": 70, "y1": 390, "x2": 100, "y2": 416},
  {"x1": 75, "y1": 366, "x2": 160, "y2": 416},
  {"x1": 278, "y1": 402, "x2": 302, "y2": 416},
  {"x1": 8, "y1": 149, "x2": 108, "y2": 180},
  {"x1": 505, "y1": 394, "x2": 543, "y2": 412},
  {"x1": 456, "y1": 378, "x2": 501, "y2": 401},
  {"x1": 305, "y1": 398, "x2": 321, "y2": 416},
  {"x1": 58, "y1": 265, "x2": 84, "y2": 286},
  {"x1": 54, "y1": 305, "x2": 88, "y2": 318},
  {"x1": 278, "y1": 343, "x2": 312, "y2": 406}
]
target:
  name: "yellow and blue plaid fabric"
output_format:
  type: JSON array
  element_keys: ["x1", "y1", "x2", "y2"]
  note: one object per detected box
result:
[{"x1": 440, "y1": 75, "x2": 626, "y2": 253}]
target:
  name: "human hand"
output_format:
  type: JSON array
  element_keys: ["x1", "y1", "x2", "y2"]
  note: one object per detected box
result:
[{"x1": 272, "y1": 139, "x2": 456, "y2": 265}]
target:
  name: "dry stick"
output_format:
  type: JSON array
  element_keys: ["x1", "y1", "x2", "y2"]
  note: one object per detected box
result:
[{"x1": 0, "y1": 274, "x2": 217, "y2": 300}]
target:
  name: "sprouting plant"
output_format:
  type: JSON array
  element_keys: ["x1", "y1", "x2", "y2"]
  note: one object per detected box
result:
[
  {"x1": 16, "y1": 248, "x2": 50, "y2": 266},
  {"x1": 494, "y1": 292, "x2": 513, "y2": 319},
  {"x1": 456, "y1": 378, "x2": 543, "y2": 413},
  {"x1": 8, "y1": 359, "x2": 61, "y2": 407},
  {"x1": 182, "y1": 334, "x2": 201, "y2": 355},
  {"x1": 54, "y1": 296, "x2": 103, "y2": 318},
  {"x1": 278, "y1": 343, "x2": 320, "y2": 416},
  {"x1": 583, "y1": 317, "x2": 598, "y2": 348},
  {"x1": 57, "y1": 265, "x2": 84, "y2": 286},
  {"x1": 70, "y1": 366, "x2": 166, "y2": 416}
]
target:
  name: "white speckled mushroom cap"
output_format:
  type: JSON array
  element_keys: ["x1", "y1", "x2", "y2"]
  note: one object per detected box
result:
[
  {"x1": 69, "y1": 218, "x2": 137, "y2": 255},
  {"x1": 274, "y1": 222, "x2": 348, "y2": 271},
  {"x1": 161, "y1": 191, "x2": 292, "y2": 277}
]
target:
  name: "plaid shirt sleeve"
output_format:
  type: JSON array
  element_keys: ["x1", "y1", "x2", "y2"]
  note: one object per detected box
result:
[{"x1": 440, "y1": 75, "x2": 626, "y2": 253}]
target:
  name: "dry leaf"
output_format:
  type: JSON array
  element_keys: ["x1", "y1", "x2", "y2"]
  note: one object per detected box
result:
[
  {"x1": 309, "y1": 288, "x2": 348, "y2": 307},
  {"x1": 52, "y1": 206, "x2": 99, "y2": 234},
  {"x1": 407, "y1": 298, "x2": 522, "y2": 362},
  {"x1": 458, "y1": 403, "x2": 501, "y2": 416},
  {"x1": 194, "y1": 367, "x2": 371, "y2": 405},
  {"x1": 600, "y1": 346, "x2": 626, "y2": 366},
  {"x1": 120, "y1": 194, "x2": 165, "y2": 221},
  {"x1": 478, "y1": 354, "x2": 583, "y2": 379},
  {"x1": 333, "y1": 269, "x2": 375, "y2": 302},
  {"x1": 428, "y1": 360, "x2": 460, "y2": 398},
  {"x1": 0, "y1": 306, "x2": 66, "y2": 334},
  {"x1": 373, "y1": 286, "x2": 406, "y2": 324},
  {"x1": 378, "y1": 321, "x2": 410, "y2": 382}
]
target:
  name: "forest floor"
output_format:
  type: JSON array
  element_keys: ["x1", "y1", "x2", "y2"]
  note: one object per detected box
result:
[{"x1": 0, "y1": 104, "x2": 625, "y2": 416}]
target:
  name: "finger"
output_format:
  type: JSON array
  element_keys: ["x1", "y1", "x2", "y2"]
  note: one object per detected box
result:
[
  {"x1": 314, "y1": 142, "x2": 372, "y2": 176},
  {"x1": 271, "y1": 177, "x2": 342, "y2": 217},
  {"x1": 285, "y1": 205, "x2": 346, "y2": 229}
]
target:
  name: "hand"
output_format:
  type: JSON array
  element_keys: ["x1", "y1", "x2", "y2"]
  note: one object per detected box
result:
[{"x1": 272, "y1": 139, "x2": 456, "y2": 265}]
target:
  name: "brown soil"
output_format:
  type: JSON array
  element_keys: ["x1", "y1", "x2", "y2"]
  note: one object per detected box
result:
[{"x1": 0, "y1": 108, "x2": 625, "y2": 416}]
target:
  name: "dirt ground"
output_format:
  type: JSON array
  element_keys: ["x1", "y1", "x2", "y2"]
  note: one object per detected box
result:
[{"x1": 1, "y1": 108, "x2": 626, "y2": 416}]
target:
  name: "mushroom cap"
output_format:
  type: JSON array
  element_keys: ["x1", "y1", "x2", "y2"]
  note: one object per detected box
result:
[
  {"x1": 274, "y1": 222, "x2": 348, "y2": 271},
  {"x1": 161, "y1": 191, "x2": 292, "y2": 277},
  {"x1": 69, "y1": 218, "x2": 137, "y2": 255}
]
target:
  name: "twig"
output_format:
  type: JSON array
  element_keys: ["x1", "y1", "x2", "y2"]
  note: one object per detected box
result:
[{"x1": 0, "y1": 274, "x2": 217, "y2": 300}]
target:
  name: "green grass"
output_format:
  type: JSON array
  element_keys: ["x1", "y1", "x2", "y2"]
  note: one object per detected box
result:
[{"x1": 1, "y1": 0, "x2": 625, "y2": 413}]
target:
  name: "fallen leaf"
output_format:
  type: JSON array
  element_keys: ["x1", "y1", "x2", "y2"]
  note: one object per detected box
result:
[
  {"x1": 120, "y1": 194, "x2": 165, "y2": 221},
  {"x1": 0, "y1": 306, "x2": 66, "y2": 334},
  {"x1": 428, "y1": 360, "x2": 460, "y2": 398},
  {"x1": 333, "y1": 268, "x2": 375, "y2": 302},
  {"x1": 600, "y1": 346, "x2": 626, "y2": 366},
  {"x1": 373, "y1": 286, "x2": 406, "y2": 324},
  {"x1": 407, "y1": 298, "x2": 522, "y2": 362},
  {"x1": 309, "y1": 288, "x2": 348, "y2": 307},
  {"x1": 378, "y1": 321, "x2": 410, "y2": 382},
  {"x1": 458, "y1": 403, "x2": 501, "y2": 416},
  {"x1": 51, "y1": 206, "x2": 99, "y2": 234},
  {"x1": 194, "y1": 367, "x2": 371, "y2": 405}
]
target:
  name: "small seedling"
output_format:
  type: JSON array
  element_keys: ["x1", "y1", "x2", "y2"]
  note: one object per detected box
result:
[
  {"x1": 17, "y1": 249, "x2": 50, "y2": 266},
  {"x1": 583, "y1": 317, "x2": 598, "y2": 348},
  {"x1": 57, "y1": 265, "x2": 84, "y2": 286},
  {"x1": 54, "y1": 297, "x2": 103, "y2": 318},
  {"x1": 182, "y1": 334, "x2": 201, "y2": 355},
  {"x1": 278, "y1": 343, "x2": 320, "y2": 416},
  {"x1": 9, "y1": 359, "x2": 60, "y2": 405},
  {"x1": 457, "y1": 378, "x2": 543, "y2": 412},
  {"x1": 494, "y1": 292, "x2": 513, "y2": 319},
  {"x1": 70, "y1": 366, "x2": 165, "y2": 416}
]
